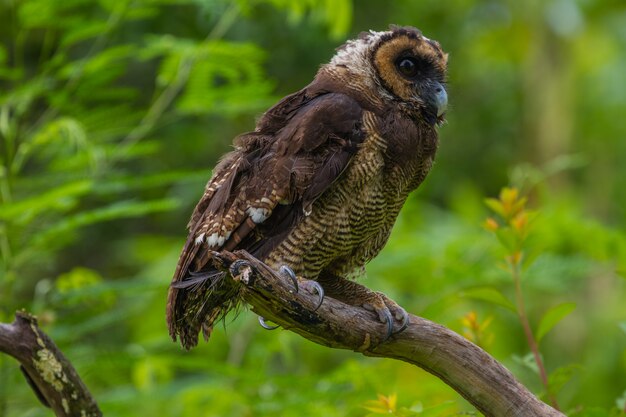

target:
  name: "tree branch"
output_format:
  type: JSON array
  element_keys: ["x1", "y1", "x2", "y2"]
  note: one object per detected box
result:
[
  {"x1": 215, "y1": 250, "x2": 565, "y2": 417},
  {"x1": 1, "y1": 250, "x2": 565, "y2": 417},
  {"x1": 0, "y1": 311, "x2": 102, "y2": 417}
]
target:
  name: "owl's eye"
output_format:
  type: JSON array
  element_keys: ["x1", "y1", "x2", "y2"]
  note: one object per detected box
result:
[{"x1": 396, "y1": 57, "x2": 420, "y2": 78}]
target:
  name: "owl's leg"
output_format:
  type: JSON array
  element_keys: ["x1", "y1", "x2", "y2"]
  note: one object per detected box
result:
[{"x1": 318, "y1": 273, "x2": 409, "y2": 340}]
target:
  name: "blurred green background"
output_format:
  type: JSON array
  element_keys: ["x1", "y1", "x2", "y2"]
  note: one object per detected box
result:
[{"x1": 1, "y1": 0, "x2": 625, "y2": 416}]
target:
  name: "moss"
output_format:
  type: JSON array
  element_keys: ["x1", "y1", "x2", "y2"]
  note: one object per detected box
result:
[
  {"x1": 29, "y1": 319, "x2": 70, "y2": 394},
  {"x1": 32, "y1": 348, "x2": 68, "y2": 392}
]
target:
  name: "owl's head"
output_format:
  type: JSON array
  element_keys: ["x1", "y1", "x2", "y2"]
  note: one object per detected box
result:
[{"x1": 329, "y1": 25, "x2": 448, "y2": 125}]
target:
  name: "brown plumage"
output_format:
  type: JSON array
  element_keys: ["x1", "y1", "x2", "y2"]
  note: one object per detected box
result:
[{"x1": 167, "y1": 26, "x2": 448, "y2": 349}]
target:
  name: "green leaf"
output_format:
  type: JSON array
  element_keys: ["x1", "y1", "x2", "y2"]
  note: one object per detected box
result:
[
  {"x1": 55, "y1": 267, "x2": 116, "y2": 307},
  {"x1": 28, "y1": 198, "x2": 180, "y2": 249},
  {"x1": 60, "y1": 21, "x2": 109, "y2": 47},
  {"x1": 0, "y1": 180, "x2": 92, "y2": 224},
  {"x1": 460, "y1": 286, "x2": 516, "y2": 312},
  {"x1": 15, "y1": 117, "x2": 92, "y2": 173},
  {"x1": 485, "y1": 197, "x2": 505, "y2": 218},
  {"x1": 547, "y1": 364, "x2": 580, "y2": 396},
  {"x1": 536, "y1": 302, "x2": 576, "y2": 344},
  {"x1": 93, "y1": 170, "x2": 208, "y2": 194},
  {"x1": 59, "y1": 44, "x2": 135, "y2": 79},
  {"x1": 323, "y1": 0, "x2": 351, "y2": 39},
  {"x1": 57, "y1": 266, "x2": 103, "y2": 293},
  {"x1": 494, "y1": 227, "x2": 518, "y2": 252},
  {"x1": 512, "y1": 353, "x2": 539, "y2": 375}
]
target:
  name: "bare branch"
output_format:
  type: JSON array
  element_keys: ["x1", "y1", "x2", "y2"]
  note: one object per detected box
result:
[
  {"x1": 0, "y1": 311, "x2": 102, "y2": 417},
  {"x1": 215, "y1": 250, "x2": 565, "y2": 417},
  {"x1": 1, "y1": 251, "x2": 566, "y2": 417}
]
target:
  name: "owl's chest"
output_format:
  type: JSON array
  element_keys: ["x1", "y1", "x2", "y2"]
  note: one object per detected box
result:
[{"x1": 265, "y1": 113, "x2": 427, "y2": 278}]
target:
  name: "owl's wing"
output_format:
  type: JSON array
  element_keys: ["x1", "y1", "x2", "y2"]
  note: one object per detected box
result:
[{"x1": 167, "y1": 90, "x2": 365, "y2": 345}]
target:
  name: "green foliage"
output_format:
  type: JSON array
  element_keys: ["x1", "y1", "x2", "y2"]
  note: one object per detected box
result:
[
  {"x1": 536, "y1": 302, "x2": 576, "y2": 345},
  {"x1": 460, "y1": 286, "x2": 516, "y2": 312},
  {"x1": 1, "y1": 0, "x2": 625, "y2": 416},
  {"x1": 363, "y1": 393, "x2": 461, "y2": 417}
]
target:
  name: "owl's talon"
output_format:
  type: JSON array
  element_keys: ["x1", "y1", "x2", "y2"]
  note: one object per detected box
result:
[
  {"x1": 279, "y1": 265, "x2": 299, "y2": 292},
  {"x1": 258, "y1": 316, "x2": 280, "y2": 330},
  {"x1": 310, "y1": 281, "x2": 325, "y2": 311},
  {"x1": 293, "y1": 279, "x2": 325, "y2": 310},
  {"x1": 363, "y1": 292, "x2": 409, "y2": 342},
  {"x1": 279, "y1": 266, "x2": 325, "y2": 310},
  {"x1": 381, "y1": 308, "x2": 394, "y2": 341},
  {"x1": 230, "y1": 259, "x2": 251, "y2": 277},
  {"x1": 396, "y1": 308, "x2": 410, "y2": 333}
]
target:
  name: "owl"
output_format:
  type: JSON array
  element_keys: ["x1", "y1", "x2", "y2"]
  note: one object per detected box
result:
[{"x1": 167, "y1": 25, "x2": 448, "y2": 349}]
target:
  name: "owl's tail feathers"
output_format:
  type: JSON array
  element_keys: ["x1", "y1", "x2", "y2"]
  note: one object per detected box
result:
[
  {"x1": 170, "y1": 269, "x2": 223, "y2": 291},
  {"x1": 168, "y1": 270, "x2": 241, "y2": 350}
]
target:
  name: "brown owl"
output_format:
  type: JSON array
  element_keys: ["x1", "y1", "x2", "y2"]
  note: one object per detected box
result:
[{"x1": 167, "y1": 25, "x2": 448, "y2": 349}]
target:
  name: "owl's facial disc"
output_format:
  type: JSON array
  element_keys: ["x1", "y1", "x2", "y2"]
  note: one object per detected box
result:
[{"x1": 369, "y1": 28, "x2": 448, "y2": 124}]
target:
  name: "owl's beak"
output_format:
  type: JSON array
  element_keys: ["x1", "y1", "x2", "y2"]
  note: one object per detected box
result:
[
  {"x1": 417, "y1": 81, "x2": 448, "y2": 125},
  {"x1": 433, "y1": 82, "x2": 447, "y2": 117},
  {"x1": 421, "y1": 81, "x2": 448, "y2": 125}
]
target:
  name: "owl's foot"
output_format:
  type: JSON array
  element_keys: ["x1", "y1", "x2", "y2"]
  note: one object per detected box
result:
[
  {"x1": 297, "y1": 279, "x2": 325, "y2": 311},
  {"x1": 278, "y1": 265, "x2": 299, "y2": 292},
  {"x1": 279, "y1": 265, "x2": 325, "y2": 310},
  {"x1": 257, "y1": 265, "x2": 325, "y2": 331},
  {"x1": 361, "y1": 291, "x2": 410, "y2": 341},
  {"x1": 316, "y1": 273, "x2": 410, "y2": 342}
]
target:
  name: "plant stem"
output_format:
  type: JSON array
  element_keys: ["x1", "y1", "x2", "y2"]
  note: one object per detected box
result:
[{"x1": 510, "y1": 258, "x2": 560, "y2": 410}]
